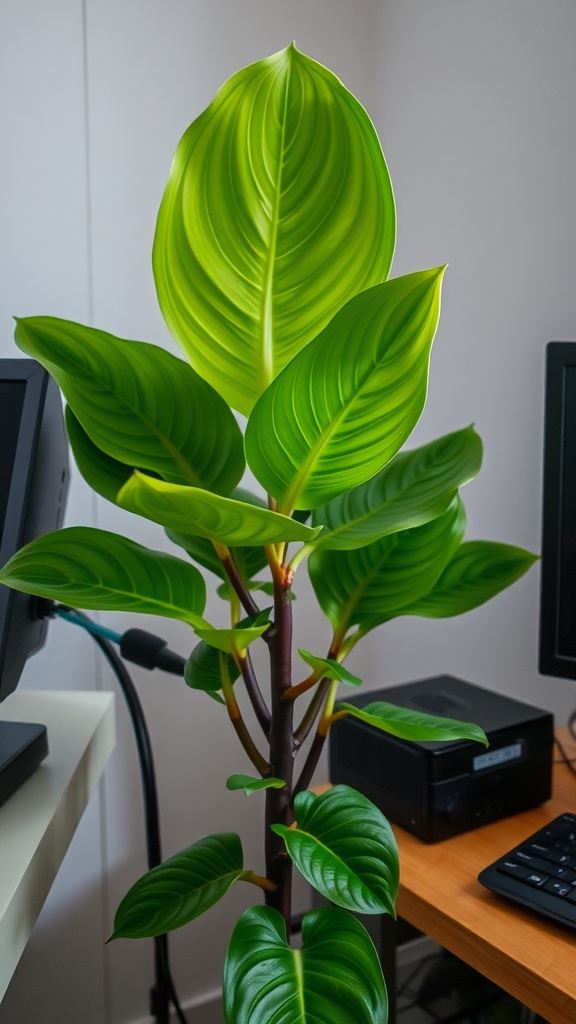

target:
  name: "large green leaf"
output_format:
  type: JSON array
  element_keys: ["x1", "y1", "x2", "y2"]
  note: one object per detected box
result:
[
  {"x1": 15, "y1": 316, "x2": 244, "y2": 494},
  {"x1": 0, "y1": 527, "x2": 208, "y2": 627},
  {"x1": 271, "y1": 785, "x2": 398, "y2": 916},
  {"x1": 333, "y1": 701, "x2": 487, "y2": 746},
  {"x1": 311, "y1": 425, "x2": 483, "y2": 549},
  {"x1": 119, "y1": 472, "x2": 321, "y2": 546},
  {"x1": 246, "y1": 267, "x2": 446, "y2": 512},
  {"x1": 65, "y1": 406, "x2": 133, "y2": 504},
  {"x1": 224, "y1": 905, "x2": 387, "y2": 1024},
  {"x1": 110, "y1": 833, "x2": 245, "y2": 939},
  {"x1": 166, "y1": 488, "x2": 270, "y2": 582},
  {"x1": 309, "y1": 496, "x2": 466, "y2": 634},
  {"x1": 153, "y1": 44, "x2": 395, "y2": 417},
  {"x1": 390, "y1": 540, "x2": 538, "y2": 618}
]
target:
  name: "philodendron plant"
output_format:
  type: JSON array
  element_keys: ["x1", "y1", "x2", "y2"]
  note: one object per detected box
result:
[{"x1": 0, "y1": 45, "x2": 536, "y2": 1023}]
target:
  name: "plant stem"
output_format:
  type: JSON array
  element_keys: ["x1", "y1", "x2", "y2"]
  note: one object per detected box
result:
[
  {"x1": 220, "y1": 655, "x2": 270, "y2": 777},
  {"x1": 215, "y1": 542, "x2": 261, "y2": 619},
  {"x1": 264, "y1": 568, "x2": 295, "y2": 938},
  {"x1": 293, "y1": 680, "x2": 338, "y2": 798},
  {"x1": 238, "y1": 651, "x2": 271, "y2": 738}
]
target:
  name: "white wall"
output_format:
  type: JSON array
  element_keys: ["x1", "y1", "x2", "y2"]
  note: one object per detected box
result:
[
  {"x1": 1, "y1": 1, "x2": 575, "y2": 1021},
  {"x1": 0, "y1": 2, "x2": 379, "y2": 1022},
  {"x1": 367, "y1": 0, "x2": 576, "y2": 723}
]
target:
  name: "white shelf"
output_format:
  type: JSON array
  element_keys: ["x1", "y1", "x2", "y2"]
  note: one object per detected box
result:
[{"x1": 0, "y1": 690, "x2": 115, "y2": 1001}]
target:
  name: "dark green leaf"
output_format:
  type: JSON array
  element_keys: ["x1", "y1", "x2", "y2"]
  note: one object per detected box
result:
[
  {"x1": 246, "y1": 267, "x2": 446, "y2": 511},
  {"x1": 110, "y1": 833, "x2": 245, "y2": 939},
  {"x1": 224, "y1": 905, "x2": 387, "y2": 1024},
  {"x1": 0, "y1": 527, "x2": 207, "y2": 627},
  {"x1": 154, "y1": 44, "x2": 395, "y2": 417},
  {"x1": 184, "y1": 642, "x2": 240, "y2": 694},
  {"x1": 15, "y1": 316, "x2": 244, "y2": 494},
  {"x1": 392, "y1": 541, "x2": 539, "y2": 618},
  {"x1": 309, "y1": 496, "x2": 466, "y2": 634},
  {"x1": 272, "y1": 785, "x2": 398, "y2": 916},
  {"x1": 312, "y1": 425, "x2": 483, "y2": 549}
]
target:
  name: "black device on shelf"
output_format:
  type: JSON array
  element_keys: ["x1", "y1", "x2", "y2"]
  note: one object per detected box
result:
[
  {"x1": 329, "y1": 675, "x2": 554, "y2": 843},
  {"x1": 539, "y1": 341, "x2": 576, "y2": 681},
  {"x1": 0, "y1": 359, "x2": 69, "y2": 805}
]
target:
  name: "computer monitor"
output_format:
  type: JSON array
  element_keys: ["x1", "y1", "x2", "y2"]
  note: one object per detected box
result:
[
  {"x1": 539, "y1": 341, "x2": 576, "y2": 680},
  {"x1": 0, "y1": 359, "x2": 69, "y2": 803}
]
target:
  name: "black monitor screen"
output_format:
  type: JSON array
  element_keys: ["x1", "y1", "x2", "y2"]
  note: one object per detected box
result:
[
  {"x1": 0, "y1": 360, "x2": 69, "y2": 701},
  {"x1": 540, "y1": 343, "x2": 576, "y2": 678},
  {"x1": 0, "y1": 382, "x2": 26, "y2": 542}
]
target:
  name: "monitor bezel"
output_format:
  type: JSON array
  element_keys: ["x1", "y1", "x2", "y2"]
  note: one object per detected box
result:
[{"x1": 539, "y1": 340, "x2": 576, "y2": 680}]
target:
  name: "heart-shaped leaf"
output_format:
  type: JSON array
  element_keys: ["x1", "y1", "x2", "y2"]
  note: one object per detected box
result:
[
  {"x1": 224, "y1": 905, "x2": 387, "y2": 1024},
  {"x1": 226, "y1": 775, "x2": 286, "y2": 795},
  {"x1": 15, "y1": 316, "x2": 244, "y2": 494},
  {"x1": 154, "y1": 44, "x2": 395, "y2": 417},
  {"x1": 0, "y1": 527, "x2": 208, "y2": 628},
  {"x1": 298, "y1": 650, "x2": 362, "y2": 687},
  {"x1": 110, "y1": 833, "x2": 245, "y2": 939},
  {"x1": 184, "y1": 642, "x2": 240, "y2": 694},
  {"x1": 333, "y1": 701, "x2": 488, "y2": 746},
  {"x1": 309, "y1": 495, "x2": 466, "y2": 635},
  {"x1": 246, "y1": 267, "x2": 446, "y2": 511},
  {"x1": 119, "y1": 472, "x2": 321, "y2": 546},
  {"x1": 391, "y1": 540, "x2": 538, "y2": 618},
  {"x1": 311, "y1": 425, "x2": 483, "y2": 549},
  {"x1": 272, "y1": 785, "x2": 398, "y2": 916}
]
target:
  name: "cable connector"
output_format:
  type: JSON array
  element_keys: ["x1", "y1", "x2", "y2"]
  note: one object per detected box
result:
[{"x1": 120, "y1": 629, "x2": 185, "y2": 676}]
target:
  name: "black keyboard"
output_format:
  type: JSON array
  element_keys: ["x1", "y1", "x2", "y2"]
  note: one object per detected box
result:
[{"x1": 478, "y1": 812, "x2": 576, "y2": 930}]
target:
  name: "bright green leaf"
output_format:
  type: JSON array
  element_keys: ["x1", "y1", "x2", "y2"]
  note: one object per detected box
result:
[
  {"x1": 246, "y1": 267, "x2": 446, "y2": 511},
  {"x1": 15, "y1": 316, "x2": 244, "y2": 494},
  {"x1": 391, "y1": 541, "x2": 539, "y2": 619},
  {"x1": 154, "y1": 44, "x2": 395, "y2": 417},
  {"x1": 298, "y1": 649, "x2": 362, "y2": 687},
  {"x1": 166, "y1": 488, "x2": 270, "y2": 582},
  {"x1": 224, "y1": 905, "x2": 387, "y2": 1024},
  {"x1": 226, "y1": 775, "x2": 286, "y2": 795},
  {"x1": 334, "y1": 700, "x2": 488, "y2": 746},
  {"x1": 312, "y1": 425, "x2": 483, "y2": 549},
  {"x1": 272, "y1": 785, "x2": 398, "y2": 916},
  {"x1": 119, "y1": 472, "x2": 321, "y2": 546},
  {"x1": 195, "y1": 624, "x2": 268, "y2": 654},
  {"x1": 184, "y1": 642, "x2": 240, "y2": 695},
  {"x1": 0, "y1": 527, "x2": 208, "y2": 627},
  {"x1": 110, "y1": 833, "x2": 245, "y2": 939},
  {"x1": 309, "y1": 495, "x2": 466, "y2": 635}
]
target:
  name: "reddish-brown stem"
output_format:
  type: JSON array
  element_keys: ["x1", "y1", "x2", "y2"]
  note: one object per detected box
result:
[
  {"x1": 293, "y1": 678, "x2": 331, "y2": 747},
  {"x1": 264, "y1": 567, "x2": 296, "y2": 938},
  {"x1": 238, "y1": 651, "x2": 271, "y2": 738}
]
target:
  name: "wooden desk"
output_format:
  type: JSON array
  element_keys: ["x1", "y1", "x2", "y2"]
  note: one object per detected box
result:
[
  {"x1": 0, "y1": 691, "x2": 115, "y2": 1001},
  {"x1": 392, "y1": 729, "x2": 576, "y2": 1024}
]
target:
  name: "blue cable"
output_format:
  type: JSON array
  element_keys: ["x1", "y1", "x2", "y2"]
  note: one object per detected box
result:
[{"x1": 55, "y1": 608, "x2": 122, "y2": 645}]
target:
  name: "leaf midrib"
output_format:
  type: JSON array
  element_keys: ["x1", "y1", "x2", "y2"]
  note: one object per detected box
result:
[{"x1": 260, "y1": 60, "x2": 291, "y2": 392}]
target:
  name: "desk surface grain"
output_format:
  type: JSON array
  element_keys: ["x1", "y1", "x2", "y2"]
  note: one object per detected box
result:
[{"x1": 393, "y1": 728, "x2": 576, "y2": 1024}]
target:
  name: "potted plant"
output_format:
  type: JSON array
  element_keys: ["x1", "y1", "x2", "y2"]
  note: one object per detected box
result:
[{"x1": 0, "y1": 44, "x2": 536, "y2": 1024}]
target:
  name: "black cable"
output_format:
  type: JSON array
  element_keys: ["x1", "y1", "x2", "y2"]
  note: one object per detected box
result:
[{"x1": 65, "y1": 609, "x2": 188, "y2": 1024}]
